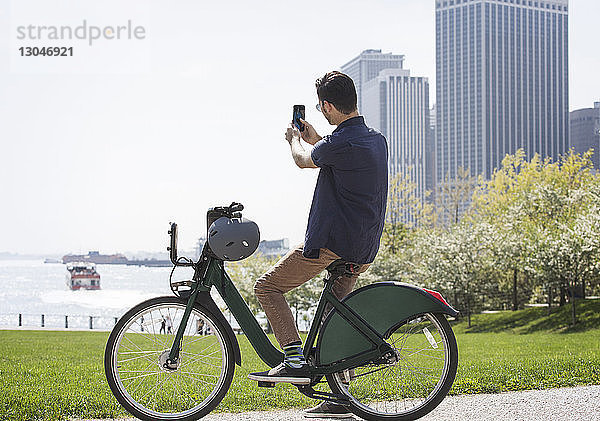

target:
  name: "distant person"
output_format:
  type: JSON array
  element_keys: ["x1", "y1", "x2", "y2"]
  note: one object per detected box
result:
[
  {"x1": 250, "y1": 71, "x2": 388, "y2": 418},
  {"x1": 165, "y1": 315, "x2": 173, "y2": 335},
  {"x1": 160, "y1": 317, "x2": 166, "y2": 335},
  {"x1": 197, "y1": 319, "x2": 205, "y2": 335}
]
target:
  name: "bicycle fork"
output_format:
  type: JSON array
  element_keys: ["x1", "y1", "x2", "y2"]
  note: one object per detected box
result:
[
  {"x1": 164, "y1": 259, "x2": 211, "y2": 370},
  {"x1": 161, "y1": 290, "x2": 198, "y2": 369}
]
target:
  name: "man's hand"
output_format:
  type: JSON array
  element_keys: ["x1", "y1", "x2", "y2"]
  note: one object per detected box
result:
[
  {"x1": 285, "y1": 125, "x2": 301, "y2": 145},
  {"x1": 285, "y1": 124, "x2": 317, "y2": 169},
  {"x1": 299, "y1": 118, "x2": 322, "y2": 145}
]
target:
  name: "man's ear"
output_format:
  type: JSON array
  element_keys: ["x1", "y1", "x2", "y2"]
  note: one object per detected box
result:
[{"x1": 324, "y1": 100, "x2": 336, "y2": 114}]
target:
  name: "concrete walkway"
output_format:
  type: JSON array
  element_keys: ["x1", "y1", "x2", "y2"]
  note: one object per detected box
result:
[{"x1": 77, "y1": 385, "x2": 600, "y2": 421}]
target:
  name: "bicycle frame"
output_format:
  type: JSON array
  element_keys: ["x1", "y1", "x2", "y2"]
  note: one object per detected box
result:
[{"x1": 166, "y1": 252, "x2": 394, "y2": 377}]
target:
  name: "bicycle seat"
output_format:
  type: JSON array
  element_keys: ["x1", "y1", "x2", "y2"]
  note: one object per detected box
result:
[{"x1": 325, "y1": 259, "x2": 360, "y2": 278}]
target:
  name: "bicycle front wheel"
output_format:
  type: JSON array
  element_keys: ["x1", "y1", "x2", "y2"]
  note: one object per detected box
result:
[
  {"x1": 327, "y1": 312, "x2": 458, "y2": 421},
  {"x1": 104, "y1": 296, "x2": 235, "y2": 421}
]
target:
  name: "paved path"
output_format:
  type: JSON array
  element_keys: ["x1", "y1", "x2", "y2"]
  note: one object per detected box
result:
[{"x1": 77, "y1": 385, "x2": 600, "y2": 421}]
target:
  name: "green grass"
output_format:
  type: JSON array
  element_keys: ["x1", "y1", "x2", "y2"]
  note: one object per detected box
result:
[
  {"x1": 454, "y1": 298, "x2": 600, "y2": 334},
  {"x1": 445, "y1": 299, "x2": 600, "y2": 394},
  {"x1": 1, "y1": 304, "x2": 600, "y2": 420},
  {"x1": 451, "y1": 330, "x2": 600, "y2": 394},
  {"x1": 0, "y1": 331, "x2": 121, "y2": 420}
]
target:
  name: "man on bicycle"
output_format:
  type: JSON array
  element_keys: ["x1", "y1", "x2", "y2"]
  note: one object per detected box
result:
[{"x1": 251, "y1": 71, "x2": 388, "y2": 418}]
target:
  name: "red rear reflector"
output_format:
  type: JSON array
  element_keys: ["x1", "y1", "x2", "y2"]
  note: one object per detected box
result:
[{"x1": 423, "y1": 288, "x2": 450, "y2": 307}]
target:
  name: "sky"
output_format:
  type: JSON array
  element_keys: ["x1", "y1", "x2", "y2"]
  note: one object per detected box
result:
[{"x1": 0, "y1": 0, "x2": 599, "y2": 255}]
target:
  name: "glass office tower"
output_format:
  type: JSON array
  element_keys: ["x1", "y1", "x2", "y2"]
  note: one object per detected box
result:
[
  {"x1": 363, "y1": 68, "x2": 430, "y2": 222},
  {"x1": 435, "y1": 0, "x2": 569, "y2": 181},
  {"x1": 341, "y1": 49, "x2": 405, "y2": 113}
]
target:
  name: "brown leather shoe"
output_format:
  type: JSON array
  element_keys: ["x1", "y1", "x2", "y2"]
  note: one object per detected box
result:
[{"x1": 304, "y1": 401, "x2": 353, "y2": 419}]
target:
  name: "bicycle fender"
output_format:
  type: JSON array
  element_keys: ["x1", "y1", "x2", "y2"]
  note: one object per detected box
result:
[
  {"x1": 317, "y1": 282, "x2": 458, "y2": 366},
  {"x1": 196, "y1": 291, "x2": 242, "y2": 366}
]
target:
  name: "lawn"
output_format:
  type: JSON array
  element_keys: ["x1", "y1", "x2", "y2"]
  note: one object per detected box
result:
[{"x1": 1, "y1": 302, "x2": 599, "y2": 420}]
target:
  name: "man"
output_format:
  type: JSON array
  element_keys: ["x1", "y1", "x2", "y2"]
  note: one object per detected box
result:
[{"x1": 249, "y1": 71, "x2": 388, "y2": 418}]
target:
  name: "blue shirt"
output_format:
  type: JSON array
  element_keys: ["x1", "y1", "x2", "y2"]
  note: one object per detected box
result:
[{"x1": 304, "y1": 116, "x2": 388, "y2": 264}]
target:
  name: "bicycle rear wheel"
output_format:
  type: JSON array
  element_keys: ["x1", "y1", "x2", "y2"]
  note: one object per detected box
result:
[
  {"x1": 326, "y1": 312, "x2": 458, "y2": 421},
  {"x1": 104, "y1": 296, "x2": 235, "y2": 421}
]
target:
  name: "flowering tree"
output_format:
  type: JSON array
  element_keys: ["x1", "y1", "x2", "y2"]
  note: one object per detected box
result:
[{"x1": 471, "y1": 149, "x2": 600, "y2": 324}]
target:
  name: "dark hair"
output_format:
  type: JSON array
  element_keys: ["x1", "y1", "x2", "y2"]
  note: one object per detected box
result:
[{"x1": 315, "y1": 71, "x2": 357, "y2": 114}]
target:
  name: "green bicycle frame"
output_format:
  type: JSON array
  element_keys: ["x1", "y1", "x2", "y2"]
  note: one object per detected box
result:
[{"x1": 167, "y1": 255, "x2": 394, "y2": 375}]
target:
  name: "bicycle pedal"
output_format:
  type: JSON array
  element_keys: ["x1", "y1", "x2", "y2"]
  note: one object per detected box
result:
[{"x1": 257, "y1": 381, "x2": 276, "y2": 388}]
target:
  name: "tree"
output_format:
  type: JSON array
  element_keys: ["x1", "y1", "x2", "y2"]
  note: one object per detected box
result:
[
  {"x1": 382, "y1": 172, "x2": 436, "y2": 253},
  {"x1": 284, "y1": 278, "x2": 322, "y2": 330},
  {"x1": 435, "y1": 166, "x2": 478, "y2": 226},
  {"x1": 470, "y1": 150, "x2": 541, "y2": 310},
  {"x1": 225, "y1": 253, "x2": 280, "y2": 330},
  {"x1": 414, "y1": 221, "x2": 498, "y2": 327}
]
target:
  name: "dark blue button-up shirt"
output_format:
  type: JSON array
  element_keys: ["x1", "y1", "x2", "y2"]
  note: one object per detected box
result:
[{"x1": 304, "y1": 116, "x2": 388, "y2": 264}]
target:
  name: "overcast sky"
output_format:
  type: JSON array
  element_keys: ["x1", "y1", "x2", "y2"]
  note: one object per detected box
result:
[{"x1": 0, "y1": 0, "x2": 598, "y2": 255}]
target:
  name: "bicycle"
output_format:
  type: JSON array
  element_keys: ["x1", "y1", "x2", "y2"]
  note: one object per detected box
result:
[{"x1": 104, "y1": 202, "x2": 459, "y2": 421}]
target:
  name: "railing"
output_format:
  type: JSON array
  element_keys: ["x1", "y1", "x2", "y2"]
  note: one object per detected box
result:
[{"x1": 0, "y1": 313, "x2": 120, "y2": 331}]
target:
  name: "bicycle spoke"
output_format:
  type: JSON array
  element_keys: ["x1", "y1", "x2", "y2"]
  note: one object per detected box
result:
[
  {"x1": 149, "y1": 311, "x2": 163, "y2": 351},
  {"x1": 402, "y1": 358, "x2": 443, "y2": 381},
  {"x1": 174, "y1": 373, "x2": 193, "y2": 407},
  {"x1": 118, "y1": 353, "x2": 159, "y2": 364},
  {"x1": 178, "y1": 370, "x2": 219, "y2": 379},
  {"x1": 135, "y1": 315, "x2": 164, "y2": 350},
  {"x1": 127, "y1": 369, "x2": 164, "y2": 397},
  {"x1": 184, "y1": 333, "x2": 218, "y2": 347},
  {"x1": 152, "y1": 371, "x2": 162, "y2": 411},
  {"x1": 136, "y1": 371, "x2": 170, "y2": 403},
  {"x1": 181, "y1": 356, "x2": 222, "y2": 370},
  {"x1": 178, "y1": 372, "x2": 218, "y2": 387},
  {"x1": 156, "y1": 308, "x2": 171, "y2": 348},
  {"x1": 122, "y1": 335, "x2": 159, "y2": 366},
  {"x1": 180, "y1": 350, "x2": 223, "y2": 368}
]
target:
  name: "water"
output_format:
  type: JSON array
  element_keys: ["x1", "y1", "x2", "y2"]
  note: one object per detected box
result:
[
  {"x1": 0, "y1": 260, "x2": 175, "y2": 330},
  {"x1": 0, "y1": 260, "x2": 309, "y2": 332}
]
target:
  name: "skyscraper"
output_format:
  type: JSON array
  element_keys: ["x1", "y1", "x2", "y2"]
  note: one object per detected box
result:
[
  {"x1": 570, "y1": 102, "x2": 600, "y2": 168},
  {"x1": 362, "y1": 68, "x2": 430, "y2": 220},
  {"x1": 341, "y1": 49, "x2": 405, "y2": 113},
  {"x1": 436, "y1": 0, "x2": 569, "y2": 182},
  {"x1": 427, "y1": 105, "x2": 437, "y2": 194}
]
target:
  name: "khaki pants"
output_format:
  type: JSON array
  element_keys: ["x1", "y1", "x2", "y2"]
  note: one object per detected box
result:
[{"x1": 254, "y1": 243, "x2": 369, "y2": 347}]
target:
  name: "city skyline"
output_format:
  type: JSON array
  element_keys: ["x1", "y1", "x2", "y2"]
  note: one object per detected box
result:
[{"x1": 1, "y1": 0, "x2": 599, "y2": 254}]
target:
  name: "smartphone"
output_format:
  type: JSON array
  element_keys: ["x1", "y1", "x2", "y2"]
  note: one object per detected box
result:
[{"x1": 292, "y1": 105, "x2": 305, "y2": 131}]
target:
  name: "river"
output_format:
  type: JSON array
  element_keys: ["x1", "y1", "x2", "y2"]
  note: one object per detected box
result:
[{"x1": 0, "y1": 259, "x2": 178, "y2": 330}]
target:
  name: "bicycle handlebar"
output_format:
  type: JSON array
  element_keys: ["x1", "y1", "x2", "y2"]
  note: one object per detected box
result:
[
  {"x1": 213, "y1": 202, "x2": 243, "y2": 215},
  {"x1": 168, "y1": 202, "x2": 245, "y2": 267},
  {"x1": 228, "y1": 202, "x2": 244, "y2": 213}
]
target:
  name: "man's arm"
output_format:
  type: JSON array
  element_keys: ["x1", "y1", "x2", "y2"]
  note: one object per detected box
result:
[{"x1": 286, "y1": 126, "x2": 317, "y2": 169}]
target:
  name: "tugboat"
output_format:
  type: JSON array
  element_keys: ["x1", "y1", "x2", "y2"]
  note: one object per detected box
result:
[{"x1": 66, "y1": 262, "x2": 101, "y2": 290}]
